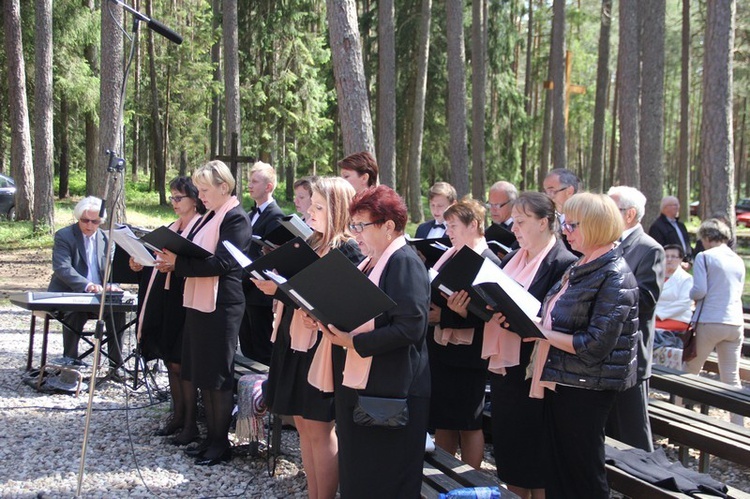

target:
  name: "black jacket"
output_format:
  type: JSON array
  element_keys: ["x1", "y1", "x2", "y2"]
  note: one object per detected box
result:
[
  {"x1": 541, "y1": 247, "x2": 639, "y2": 392},
  {"x1": 648, "y1": 213, "x2": 692, "y2": 258}
]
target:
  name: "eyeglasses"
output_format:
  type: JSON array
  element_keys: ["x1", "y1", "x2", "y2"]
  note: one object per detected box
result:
[
  {"x1": 561, "y1": 221, "x2": 580, "y2": 233},
  {"x1": 349, "y1": 220, "x2": 384, "y2": 233},
  {"x1": 545, "y1": 186, "x2": 569, "y2": 196},
  {"x1": 486, "y1": 200, "x2": 511, "y2": 210},
  {"x1": 169, "y1": 195, "x2": 186, "y2": 203},
  {"x1": 79, "y1": 217, "x2": 101, "y2": 225}
]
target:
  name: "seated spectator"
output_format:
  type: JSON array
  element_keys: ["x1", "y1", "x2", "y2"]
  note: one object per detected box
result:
[{"x1": 655, "y1": 244, "x2": 693, "y2": 332}]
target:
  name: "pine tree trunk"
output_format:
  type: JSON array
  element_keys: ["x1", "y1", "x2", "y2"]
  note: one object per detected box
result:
[
  {"x1": 224, "y1": 0, "x2": 242, "y2": 193},
  {"x1": 210, "y1": 0, "x2": 222, "y2": 158},
  {"x1": 589, "y1": 0, "x2": 612, "y2": 193},
  {"x1": 147, "y1": 0, "x2": 166, "y2": 205},
  {"x1": 678, "y1": 0, "x2": 691, "y2": 220},
  {"x1": 550, "y1": 0, "x2": 566, "y2": 169},
  {"x1": 617, "y1": 0, "x2": 640, "y2": 187},
  {"x1": 326, "y1": 0, "x2": 376, "y2": 157},
  {"x1": 407, "y1": 0, "x2": 432, "y2": 223},
  {"x1": 471, "y1": 0, "x2": 486, "y2": 200},
  {"x1": 59, "y1": 96, "x2": 70, "y2": 199},
  {"x1": 446, "y1": 0, "x2": 469, "y2": 197},
  {"x1": 520, "y1": 0, "x2": 533, "y2": 190},
  {"x1": 3, "y1": 0, "x2": 34, "y2": 220},
  {"x1": 33, "y1": 0, "x2": 55, "y2": 232},
  {"x1": 377, "y1": 0, "x2": 396, "y2": 187},
  {"x1": 700, "y1": 0, "x2": 735, "y2": 225}
]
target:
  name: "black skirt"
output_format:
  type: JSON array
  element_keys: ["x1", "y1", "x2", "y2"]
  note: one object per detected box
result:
[
  {"x1": 428, "y1": 357, "x2": 486, "y2": 430},
  {"x1": 181, "y1": 301, "x2": 243, "y2": 391},
  {"x1": 264, "y1": 305, "x2": 334, "y2": 421}
]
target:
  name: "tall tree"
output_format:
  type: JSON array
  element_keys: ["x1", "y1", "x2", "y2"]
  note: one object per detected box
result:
[
  {"x1": 3, "y1": 0, "x2": 33, "y2": 220},
  {"x1": 471, "y1": 0, "x2": 486, "y2": 199},
  {"x1": 224, "y1": 0, "x2": 242, "y2": 192},
  {"x1": 639, "y1": 0, "x2": 665, "y2": 229},
  {"x1": 84, "y1": 0, "x2": 99, "y2": 197},
  {"x1": 550, "y1": 0, "x2": 566, "y2": 169},
  {"x1": 700, "y1": 0, "x2": 735, "y2": 224},
  {"x1": 407, "y1": 0, "x2": 432, "y2": 222},
  {"x1": 520, "y1": 0, "x2": 534, "y2": 190},
  {"x1": 446, "y1": 0, "x2": 469, "y2": 197},
  {"x1": 146, "y1": 0, "x2": 166, "y2": 205},
  {"x1": 589, "y1": 0, "x2": 612, "y2": 193},
  {"x1": 327, "y1": 0, "x2": 375, "y2": 157},
  {"x1": 209, "y1": 0, "x2": 222, "y2": 159},
  {"x1": 677, "y1": 0, "x2": 691, "y2": 220},
  {"x1": 34, "y1": 0, "x2": 55, "y2": 232},
  {"x1": 377, "y1": 0, "x2": 396, "y2": 187},
  {"x1": 97, "y1": 1, "x2": 125, "y2": 221},
  {"x1": 617, "y1": 0, "x2": 640, "y2": 187}
]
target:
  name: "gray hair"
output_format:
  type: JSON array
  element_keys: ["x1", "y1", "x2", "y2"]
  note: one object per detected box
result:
[
  {"x1": 697, "y1": 218, "x2": 731, "y2": 243},
  {"x1": 607, "y1": 185, "x2": 646, "y2": 222},
  {"x1": 73, "y1": 196, "x2": 105, "y2": 221},
  {"x1": 488, "y1": 180, "x2": 518, "y2": 201},
  {"x1": 547, "y1": 168, "x2": 580, "y2": 193}
]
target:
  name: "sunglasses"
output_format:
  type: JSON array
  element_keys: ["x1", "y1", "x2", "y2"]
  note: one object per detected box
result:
[{"x1": 79, "y1": 217, "x2": 101, "y2": 225}]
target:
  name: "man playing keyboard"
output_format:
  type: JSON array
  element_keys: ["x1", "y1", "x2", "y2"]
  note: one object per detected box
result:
[{"x1": 48, "y1": 196, "x2": 125, "y2": 375}]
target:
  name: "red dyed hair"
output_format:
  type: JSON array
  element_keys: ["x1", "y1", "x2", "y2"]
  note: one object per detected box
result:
[
  {"x1": 350, "y1": 185, "x2": 408, "y2": 233},
  {"x1": 338, "y1": 151, "x2": 379, "y2": 187}
]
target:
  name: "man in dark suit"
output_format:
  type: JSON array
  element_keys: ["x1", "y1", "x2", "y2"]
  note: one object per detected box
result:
[
  {"x1": 485, "y1": 181, "x2": 518, "y2": 256},
  {"x1": 648, "y1": 196, "x2": 692, "y2": 259},
  {"x1": 543, "y1": 168, "x2": 581, "y2": 256},
  {"x1": 415, "y1": 182, "x2": 456, "y2": 239},
  {"x1": 48, "y1": 196, "x2": 125, "y2": 370},
  {"x1": 607, "y1": 186, "x2": 666, "y2": 452},
  {"x1": 239, "y1": 162, "x2": 285, "y2": 364}
]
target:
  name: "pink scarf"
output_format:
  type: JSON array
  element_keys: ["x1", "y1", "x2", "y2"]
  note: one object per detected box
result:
[
  {"x1": 137, "y1": 213, "x2": 201, "y2": 341},
  {"x1": 308, "y1": 235, "x2": 407, "y2": 392},
  {"x1": 528, "y1": 279, "x2": 569, "y2": 398},
  {"x1": 482, "y1": 237, "x2": 556, "y2": 374},
  {"x1": 270, "y1": 300, "x2": 318, "y2": 352},
  {"x1": 183, "y1": 196, "x2": 240, "y2": 313},
  {"x1": 432, "y1": 239, "x2": 490, "y2": 346}
]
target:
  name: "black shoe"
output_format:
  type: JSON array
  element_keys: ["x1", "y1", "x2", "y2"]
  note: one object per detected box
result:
[
  {"x1": 185, "y1": 441, "x2": 209, "y2": 457},
  {"x1": 170, "y1": 431, "x2": 200, "y2": 446},
  {"x1": 195, "y1": 447, "x2": 232, "y2": 466},
  {"x1": 154, "y1": 420, "x2": 182, "y2": 437}
]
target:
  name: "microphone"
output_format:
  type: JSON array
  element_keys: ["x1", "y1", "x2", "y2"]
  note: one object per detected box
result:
[{"x1": 110, "y1": 0, "x2": 183, "y2": 45}]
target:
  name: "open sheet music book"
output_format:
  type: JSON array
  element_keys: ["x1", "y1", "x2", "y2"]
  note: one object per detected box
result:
[
  {"x1": 140, "y1": 226, "x2": 212, "y2": 259},
  {"x1": 224, "y1": 237, "x2": 319, "y2": 281},
  {"x1": 405, "y1": 235, "x2": 451, "y2": 268},
  {"x1": 250, "y1": 214, "x2": 313, "y2": 250},
  {"x1": 110, "y1": 225, "x2": 156, "y2": 266}
]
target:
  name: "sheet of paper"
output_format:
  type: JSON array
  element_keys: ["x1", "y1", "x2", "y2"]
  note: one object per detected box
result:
[
  {"x1": 472, "y1": 259, "x2": 541, "y2": 319},
  {"x1": 110, "y1": 225, "x2": 156, "y2": 266},
  {"x1": 222, "y1": 240, "x2": 253, "y2": 268}
]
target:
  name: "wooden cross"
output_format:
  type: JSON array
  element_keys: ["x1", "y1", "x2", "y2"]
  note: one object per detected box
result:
[
  {"x1": 543, "y1": 51, "x2": 587, "y2": 129},
  {"x1": 212, "y1": 132, "x2": 255, "y2": 196}
]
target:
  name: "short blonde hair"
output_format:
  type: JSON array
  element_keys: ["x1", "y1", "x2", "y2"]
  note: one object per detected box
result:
[
  {"x1": 428, "y1": 182, "x2": 457, "y2": 203},
  {"x1": 193, "y1": 160, "x2": 235, "y2": 193},
  {"x1": 563, "y1": 193, "x2": 623, "y2": 247},
  {"x1": 249, "y1": 161, "x2": 276, "y2": 189},
  {"x1": 443, "y1": 198, "x2": 486, "y2": 236}
]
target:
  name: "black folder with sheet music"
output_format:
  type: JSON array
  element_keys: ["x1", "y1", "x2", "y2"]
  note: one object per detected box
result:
[
  {"x1": 485, "y1": 223, "x2": 516, "y2": 258},
  {"x1": 472, "y1": 282, "x2": 545, "y2": 339},
  {"x1": 140, "y1": 226, "x2": 212, "y2": 259},
  {"x1": 267, "y1": 249, "x2": 397, "y2": 332},
  {"x1": 406, "y1": 236, "x2": 451, "y2": 268},
  {"x1": 246, "y1": 236, "x2": 319, "y2": 280},
  {"x1": 251, "y1": 214, "x2": 313, "y2": 249},
  {"x1": 429, "y1": 246, "x2": 490, "y2": 319}
]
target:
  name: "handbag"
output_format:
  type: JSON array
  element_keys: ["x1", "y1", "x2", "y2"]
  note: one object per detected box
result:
[
  {"x1": 353, "y1": 394, "x2": 409, "y2": 429},
  {"x1": 680, "y1": 322, "x2": 698, "y2": 362}
]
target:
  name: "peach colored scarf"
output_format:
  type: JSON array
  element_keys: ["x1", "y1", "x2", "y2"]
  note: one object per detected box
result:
[
  {"x1": 482, "y1": 237, "x2": 556, "y2": 375},
  {"x1": 308, "y1": 236, "x2": 407, "y2": 392},
  {"x1": 432, "y1": 239, "x2": 490, "y2": 346},
  {"x1": 270, "y1": 301, "x2": 318, "y2": 352},
  {"x1": 183, "y1": 196, "x2": 239, "y2": 313},
  {"x1": 527, "y1": 279, "x2": 569, "y2": 398},
  {"x1": 137, "y1": 214, "x2": 201, "y2": 341}
]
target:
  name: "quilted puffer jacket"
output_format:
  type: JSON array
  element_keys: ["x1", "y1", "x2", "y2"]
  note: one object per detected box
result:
[{"x1": 541, "y1": 247, "x2": 639, "y2": 391}]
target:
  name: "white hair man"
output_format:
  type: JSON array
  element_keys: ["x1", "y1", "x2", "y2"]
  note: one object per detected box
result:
[
  {"x1": 648, "y1": 196, "x2": 692, "y2": 258},
  {"x1": 607, "y1": 185, "x2": 666, "y2": 452}
]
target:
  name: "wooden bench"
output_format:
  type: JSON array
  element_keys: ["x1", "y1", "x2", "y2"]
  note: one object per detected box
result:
[
  {"x1": 702, "y1": 352, "x2": 750, "y2": 382},
  {"x1": 421, "y1": 446, "x2": 516, "y2": 498},
  {"x1": 648, "y1": 399, "x2": 750, "y2": 472},
  {"x1": 650, "y1": 365, "x2": 750, "y2": 419}
]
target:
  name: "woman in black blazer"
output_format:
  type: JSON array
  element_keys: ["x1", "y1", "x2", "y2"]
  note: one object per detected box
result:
[
  {"x1": 311, "y1": 186, "x2": 430, "y2": 498},
  {"x1": 486, "y1": 192, "x2": 576, "y2": 498},
  {"x1": 427, "y1": 199, "x2": 499, "y2": 469},
  {"x1": 160, "y1": 161, "x2": 252, "y2": 466}
]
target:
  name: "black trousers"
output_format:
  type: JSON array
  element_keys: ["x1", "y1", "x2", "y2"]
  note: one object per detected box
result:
[
  {"x1": 606, "y1": 378, "x2": 654, "y2": 452},
  {"x1": 238, "y1": 304, "x2": 273, "y2": 366},
  {"x1": 61, "y1": 311, "x2": 126, "y2": 367},
  {"x1": 544, "y1": 385, "x2": 616, "y2": 499}
]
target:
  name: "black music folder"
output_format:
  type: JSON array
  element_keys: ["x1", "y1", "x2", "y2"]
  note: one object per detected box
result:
[
  {"x1": 224, "y1": 236, "x2": 319, "y2": 280},
  {"x1": 406, "y1": 236, "x2": 451, "y2": 268},
  {"x1": 429, "y1": 246, "x2": 489, "y2": 318},
  {"x1": 485, "y1": 223, "x2": 516, "y2": 258},
  {"x1": 267, "y1": 249, "x2": 397, "y2": 332},
  {"x1": 141, "y1": 226, "x2": 212, "y2": 259},
  {"x1": 251, "y1": 214, "x2": 313, "y2": 249},
  {"x1": 472, "y1": 281, "x2": 545, "y2": 339}
]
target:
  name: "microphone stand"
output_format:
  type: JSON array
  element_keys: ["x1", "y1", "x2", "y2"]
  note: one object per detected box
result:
[{"x1": 76, "y1": 2, "x2": 181, "y2": 495}]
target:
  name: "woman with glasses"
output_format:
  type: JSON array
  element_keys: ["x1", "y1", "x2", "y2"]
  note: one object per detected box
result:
[
  {"x1": 158, "y1": 161, "x2": 252, "y2": 466},
  {"x1": 485, "y1": 192, "x2": 576, "y2": 499},
  {"x1": 514, "y1": 193, "x2": 638, "y2": 498},
  {"x1": 308, "y1": 185, "x2": 430, "y2": 498},
  {"x1": 426, "y1": 199, "x2": 500, "y2": 469},
  {"x1": 129, "y1": 177, "x2": 205, "y2": 440},
  {"x1": 253, "y1": 177, "x2": 362, "y2": 498}
]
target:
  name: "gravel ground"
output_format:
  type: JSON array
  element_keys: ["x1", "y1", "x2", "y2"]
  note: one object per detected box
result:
[{"x1": 1, "y1": 303, "x2": 748, "y2": 498}]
